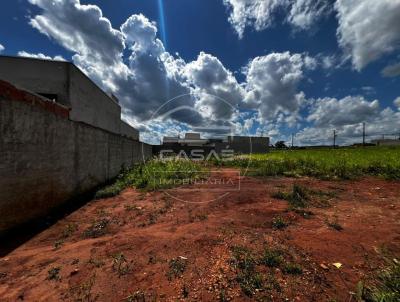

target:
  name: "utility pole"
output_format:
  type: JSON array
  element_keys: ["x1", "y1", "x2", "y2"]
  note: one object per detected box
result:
[
  {"x1": 291, "y1": 133, "x2": 294, "y2": 149},
  {"x1": 333, "y1": 130, "x2": 337, "y2": 149},
  {"x1": 362, "y1": 122, "x2": 366, "y2": 146}
]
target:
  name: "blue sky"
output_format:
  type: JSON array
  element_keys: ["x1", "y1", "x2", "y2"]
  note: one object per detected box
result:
[{"x1": 1, "y1": 0, "x2": 400, "y2": 145}]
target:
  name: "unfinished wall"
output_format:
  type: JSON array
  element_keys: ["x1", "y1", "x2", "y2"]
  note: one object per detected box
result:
[
  {"x1": 0, "y1": 56, "x2": 70, "y2": 105},
  {"x1": 0, "y1": 56, "x2": 138, "y2": 137},
  {"x1": 0, "y1": 81, "x2": 152, "y2": 234},
  {"x1": 68, "y1": 65, "x2": 122, "y2": 134}
]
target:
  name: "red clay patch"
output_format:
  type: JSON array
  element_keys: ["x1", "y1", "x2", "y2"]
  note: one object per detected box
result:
[{"x1": 0, "y1": 169, "x2": 399, "y2": 301}]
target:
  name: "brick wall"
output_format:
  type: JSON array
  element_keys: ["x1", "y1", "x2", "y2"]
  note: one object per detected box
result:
[{"x1": 0, "y1": 81, "x2": 152, "y2": 234}]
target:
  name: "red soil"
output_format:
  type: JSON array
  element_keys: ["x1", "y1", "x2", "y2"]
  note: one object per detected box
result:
[{"x1": 0, "y1": 169, "x2": 399, "y2": 301}]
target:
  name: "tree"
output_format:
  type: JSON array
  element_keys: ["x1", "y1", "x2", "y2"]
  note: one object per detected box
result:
[{"x1": 275, "y1": 141, "x2": 287, "y2": 149}]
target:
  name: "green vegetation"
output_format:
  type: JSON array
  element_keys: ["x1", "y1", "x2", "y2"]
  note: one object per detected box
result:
[
  {"x1": 282, "y1": 262, "x2": 303, "y2": 275},
  {"x1": 221, "y1": 147, "x2": 400, "y2": 180},
  {"x1": 83, "y1": 219, "x2": 109, "y2": 238},
  {"x1": 260, "y1": 248, "x2": 284, "y2": 268},
  {"x1": 272, "y1": 216, "x2": 290, "y2": 230},
  {"x1": 230, "y1": 246, "x2": 304, "y2": 297},
  {"x1": 95, "y1": 159, "x2": 205, "y2": 199},
  {"x1": 358, "y1": 260, "x2": 400, "y2": 302},
  {"x1": 272, "y1": 184, "x2": 310, "y2": 209},
  {"x1": 167, "y1": 257, "x2": 187, "y2": 280},
  {"x1": 47, "y1": 267, "x2": 61, "y2": 281},
  {"x1": 230, "y1": 246, "x2": 263, "y2": 297}
]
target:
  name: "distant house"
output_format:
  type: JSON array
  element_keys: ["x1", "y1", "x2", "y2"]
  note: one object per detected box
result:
[
  {"x1": 157, "y1": 132, "x2": 269, "y2": 155},
  {"x1": 371, "y1": 139, "x2": 400, "y2": 146}
]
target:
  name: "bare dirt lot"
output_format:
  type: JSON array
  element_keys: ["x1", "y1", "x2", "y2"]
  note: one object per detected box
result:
[{"x1": 1, "y1": 169, "x2": 399, "y2": 301}]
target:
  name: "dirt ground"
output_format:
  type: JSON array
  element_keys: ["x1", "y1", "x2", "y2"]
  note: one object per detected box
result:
[{"x1": 0, "y1": 169, "x2": 399, "y2": 302}]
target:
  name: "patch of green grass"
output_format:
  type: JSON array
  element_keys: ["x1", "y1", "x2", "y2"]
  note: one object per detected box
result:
[
  {"x1": 95, "y1": 159, "x2": 206, "y2": 199},
  {"x1": 221, "y1": 147, "x2": 400, "y2": 180},
  {"x1": 167, "y1": 257, "x2": 187, "y2": 280},
  {"x1": 359, "y1": 259, "x2": 400, "y2": 302},
  {"x1": 260, "y1": 248, "x2": 284, "y2": 268},
  {"x1": 272, "y1": 184, "x2": 310, "y2": 209},
  {"x1": 47, "y1": 267, "x2": 61, "y2": 281},
  {"x1": 230, "y1": 246, "x2": 263, "y2": 297},
  {"x1": 272, "y1": 216, "x2": 289, "y2": 230},
  {"x1": 83, "y1": 219, "x2": 109, "y2": 238},
  {"x1": 282, "y1": 262, "x2": 303, "y2": 275}
]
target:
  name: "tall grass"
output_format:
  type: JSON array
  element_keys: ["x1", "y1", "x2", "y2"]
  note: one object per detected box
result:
[
  {"x1": 221, "y1": 147, "x2": 400, "y2": 180},
  {"x1": 95, "y1": 159, "x2": 205, "y2": 199}
]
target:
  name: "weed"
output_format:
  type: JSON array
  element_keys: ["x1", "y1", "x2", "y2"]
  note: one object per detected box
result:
[
  {"x1": 272, "y1": 184, "x2": 310, "y2": 209},
  {"x1": 230, "y1": 246, "x2": 263, "y2": 297},
  {"x1": 83, "y1": 219, "x2": 109, "y2": 238},
  {"x1": 272, "y1": 216, "x2": 289, "y2": 230},
  {"x1": 167, "y1": 257, "x2": 187, "y2": 280},
  {"x1": 112, "y1": 253, "x2": 132, "y2": 276},
  {"x1": 359, "y1": 259, "x2": 400, "y2": 302},
  {"x1": 260, "y1": 248, "x2": 284, "y2": 268},
  {"x1": 53, "y1": 239, "x2": 64, "y2": 250},
  {"x1": 282, "y1": 262, "x2": 303, "y2": 275},
  {"x1": 47, "y1": 266, "x2": 61, "y2": 281},
  {"x1": 62, "y1": 223, "x2": 78, "y2": 238},
  {"x1": 124, "y1": 291, "x2": 146, "y2": 302},
  {"x1": 72, "y1": 274, "x2": 97, "y2": 302}
]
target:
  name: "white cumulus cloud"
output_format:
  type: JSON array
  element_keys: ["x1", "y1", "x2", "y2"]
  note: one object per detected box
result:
[
  {"x1": 0, "y1": 44, "x2": 4, "y2": 53},
  {"x1": 222, "y1": 0, "x2": 330, "y2": 38},
  {"x1": 243, "y1": 51, "x2": 316, "y2": 123},
  {"x1": 335, "y1": 0, "x2": 400, "y2": 70},
  {"x1": 17, "y1": 51, "x2": 65, "y2": 61}
]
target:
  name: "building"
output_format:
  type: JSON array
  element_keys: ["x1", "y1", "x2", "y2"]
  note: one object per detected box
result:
[
  {"x1": 163, "y1": 133, "x2": 209, "y2": 147},
  {"x1": 371, "y1": 139, "x2": 400, "y2": 146},
  {"x1": 0, "y1": 55, "x2": 139, "y2": 140},
  {"x1": 157, "y1": 133, "x2": 269, "y2": 155}
]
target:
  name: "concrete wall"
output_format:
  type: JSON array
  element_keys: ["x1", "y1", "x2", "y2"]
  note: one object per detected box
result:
[
  {"x1": 0, "y1": 80, "x2": 152, "y2": 234},
  {"x1": 68, "y1": 64, "x2": 121, "y2": 134},
  {"x1": 0, "y1": 56, "x2": 139, "y2": 138},
  {"x1": 0, "y1": 56, "x2": 70, "y2": 106},
  {"x1": 121, "y1": 121, "x2": 139, "y2": 140}
]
